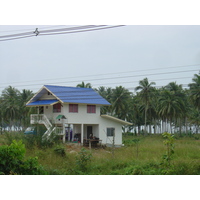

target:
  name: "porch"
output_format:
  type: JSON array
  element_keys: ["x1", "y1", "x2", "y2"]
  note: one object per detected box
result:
[{"x1": 30, "y1": 114, "x2": 100, "y2": 145}]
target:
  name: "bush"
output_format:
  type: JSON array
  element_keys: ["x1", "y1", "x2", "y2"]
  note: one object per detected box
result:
[
  {"x1": 54, "y1": 145, "x2": 66, "y2": 157},
  {"x1": 76, "y1": 148, "x2": 92, "y2": 173},
  {"x1": 0, "y1": 140, "x2": 46, "y2": 175}
]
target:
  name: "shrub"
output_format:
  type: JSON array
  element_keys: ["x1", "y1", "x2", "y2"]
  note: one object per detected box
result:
[
  {"x1": 54, "y1": 145, "x2": 66, "y2": 157},
  {"x1": 76, "y1": 148, "x2": 92, "y2": 173},
  {"x1": 161, "y1": 132, "x2": 175, "y2": 167},
  {"x1": 0, "y1": 140, "x2": 46, "y2": 175}
]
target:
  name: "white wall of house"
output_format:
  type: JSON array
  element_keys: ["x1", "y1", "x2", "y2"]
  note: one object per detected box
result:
[
  {"x1": 99, "y1": 117, "x2": 123, "y2": 146},
  {"x1": 43, "y1": 103, "x2": 101, "y2": 124},
  {"x1": 41, "y1": 104, "x2": 123, "y2": 146},
  {"x1": 63, "y1": 104, "x2": 101, "y2": 124},
  {"x1": 34, "y1": 91, "x2": 124, "y2": 146}
]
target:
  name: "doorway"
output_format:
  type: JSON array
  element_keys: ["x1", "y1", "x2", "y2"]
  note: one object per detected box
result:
[{"x1": 87, "y1": 126, "x2": 93, "y2": 139}]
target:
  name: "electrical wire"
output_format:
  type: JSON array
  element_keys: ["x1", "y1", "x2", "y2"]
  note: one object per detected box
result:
[
  {"x1": 0, "y1": 25, "x2": 67, "y2": 33},
  {"x1": 0, "y1": 68, "x2": 196, "y2": 89},
  {"x1": 0, "y1": 25, "x2": 125, "y2": 42},
  {"x1": 39, "y1": 25, "x2": 125, "y2": 36},
  {"x1": 0, "y1": 64, "x2": 198, "y2": 87}
]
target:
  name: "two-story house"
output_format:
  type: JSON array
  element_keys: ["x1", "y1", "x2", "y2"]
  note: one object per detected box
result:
[{"x1": 26, "y1": 85, "x2": 132, "y2": 147}]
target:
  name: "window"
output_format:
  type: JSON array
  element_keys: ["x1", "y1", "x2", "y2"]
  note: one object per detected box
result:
[
  {"x1": 107, "y1": 128, "x2": 115, "y2": 137},
  {"x1": 69, "y1": 104, "x2": 78, "y2": 113},
  {"x1": 87, "y1": 105, "x2": 96, "y2": 113},
  {"x1": 39, "y1": 106, "x2": 44, "y2": 114},
  {"x1": 53, "y1": 103, "x2": 61, "y2": 113}
]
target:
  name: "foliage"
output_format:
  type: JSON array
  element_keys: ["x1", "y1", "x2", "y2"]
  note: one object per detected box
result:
[
  {"x1": 161, "y1": 132, "x2": 175, "y2": 167},
  {"x1": 0, "y1": 86, "x2": 34, "y2": 131},
  {"x1": 188, "y1": 73, "x2": 200, "y2": 110},
  {"x1": 75, "y1": 147, "x2": 92, "y2": 172},
  {"x1": 0, "y1": 73, "x2": 200, "y2": 135},
  {"x1": 0, "y1": 140, "x2": 46, "y2": 175},
  {"x1": 76, "y1": 81, "x2": 92, "y2": 88},
  {"x1": 54, "y1": 145, "x2": 66, "y2": 157},
  {"x1": 3, "y1": 125, "x2": 61, "y2": 149}
]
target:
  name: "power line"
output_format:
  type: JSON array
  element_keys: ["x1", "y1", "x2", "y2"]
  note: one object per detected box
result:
[
  {"x1": 0, "y1": 74, "x2": 195, "y2": 95},
  {"x1": 0, "y1": 25, "x2": 125, "y2": 42},
  {"x1": 1, "y1": 68, "x2": 196, "y2": 89},
  {"x1": 0, "y1": 25, "x2": 67, "y2": 33},
  {"x1": 0, "y1": 64, "x2": 199, "y2": 86}
]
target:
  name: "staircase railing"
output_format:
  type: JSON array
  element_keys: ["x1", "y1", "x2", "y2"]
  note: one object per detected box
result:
[{"x1": 30, "y1": 114, "x2": 65, "y2": 140}]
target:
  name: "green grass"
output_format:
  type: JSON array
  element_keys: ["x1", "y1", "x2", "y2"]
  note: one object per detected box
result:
[{"x1": 0, "y1": 132, "x2": 200, "y2": 175}]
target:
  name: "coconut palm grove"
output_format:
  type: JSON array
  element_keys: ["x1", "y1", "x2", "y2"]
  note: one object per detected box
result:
[
  {"x1": 0, "y1": 73, "x2": 199, "y2": 175},
  {"x1": 1, "y1": 73, "x2": 199, "y2": 134}
]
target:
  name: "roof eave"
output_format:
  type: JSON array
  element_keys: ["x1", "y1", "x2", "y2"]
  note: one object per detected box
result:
[{"x1": 101, "y1": 114, "x2": 133, "y2": 125}]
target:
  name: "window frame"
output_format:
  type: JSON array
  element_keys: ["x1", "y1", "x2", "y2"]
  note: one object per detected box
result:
[
  {"x1": 107, "y1": 127, "x2": 115, "y2": 137},
  {"x1": 69, "y1": 104, "x2": 78, "y2": 113},
  {"x1": 87, "y1": 105, "x2": 96, "y2": 114},
  {"x1": 53, "y1": 103, "x2": 61, "y2": 113}
]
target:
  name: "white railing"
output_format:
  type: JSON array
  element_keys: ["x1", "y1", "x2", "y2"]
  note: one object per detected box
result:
[
  {"x1": 30, "y1": 114, "x2": 65, "y2": 140},
  {"x1": 42, "y1": 114, "x2": 52, "y2": 129},
  {"x1": 54, "y1": 127, "x2": 64, "y2": 135},
  {"x1": 30, "y1": 114, "x2": 52, "y2": 129}
]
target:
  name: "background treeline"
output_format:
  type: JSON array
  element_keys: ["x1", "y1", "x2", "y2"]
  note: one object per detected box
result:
[{"x1": 0, "y1": 73, "x2": 199, "y2": 134}]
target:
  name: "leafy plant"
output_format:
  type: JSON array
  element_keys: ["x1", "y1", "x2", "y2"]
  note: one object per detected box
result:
[
  {"x1": 54, "y1": 145, "x2": 66, "y2": 157},
  {"x1": 161, "y1": 132, "x2": 175, "y2": 167},
  {"x1": 0, "y1": 140, "x2": 46, "y2": 175},
  {"x1": 76, "y1": 148, "x2": 92, "y2": 172}
]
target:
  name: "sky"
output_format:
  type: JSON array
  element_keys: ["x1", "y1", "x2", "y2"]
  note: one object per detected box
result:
[{"x1": 0, "y1": 25, "x2": 199, "y2": 94}]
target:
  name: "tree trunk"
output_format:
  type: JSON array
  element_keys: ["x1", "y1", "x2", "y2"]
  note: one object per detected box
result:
[
  {"x1": 185, "y1": 117, "x2": 188, "y2": 135},
  {"x1": 138, "y1": 125, "x2": 141, "y2": 135},
  {"x1": 153, "y1": 119, "x2": 156, "y2": 134},
  {"x1": 144, "y1": 107, "x2": 147, "y2": 135},
  {"x1": 179, "y1": 118, "x2": 182, "y2": 136}
]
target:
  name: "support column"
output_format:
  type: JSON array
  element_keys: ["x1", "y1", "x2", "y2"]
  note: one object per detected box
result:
[
  {"x1": 81, "y1": 124, "x2": 84, "y2": 144},
  {"x1": 62, "y1": 122, "x2": 65, "y2": 143}
]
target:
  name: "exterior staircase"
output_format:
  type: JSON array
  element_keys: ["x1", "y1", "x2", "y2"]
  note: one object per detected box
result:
[{"x1": 30, "y1": 114, "x2": 64, "y2": 140}]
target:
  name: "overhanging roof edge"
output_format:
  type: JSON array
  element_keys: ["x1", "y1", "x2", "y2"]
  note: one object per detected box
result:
[{"x1": 101, "y1": 115, "x2": 132, "y2": 125}]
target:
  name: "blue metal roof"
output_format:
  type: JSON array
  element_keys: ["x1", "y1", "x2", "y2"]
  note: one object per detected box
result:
[
  {"x1": 27, "y1": 99, "x2": 58, "y2": 106},
  {"x1": 44, "y1": 85, "x2": 111, "y2": 105}
]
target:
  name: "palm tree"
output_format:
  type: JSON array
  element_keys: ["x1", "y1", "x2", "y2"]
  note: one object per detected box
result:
[
  {"x1": 189, "y1": 107, "x2": 200, "y2": 134},
  {"x1": 76, "y1": 81, "x2": 92, "y2": 88},
  {"x1": 165, "y1": 82, "x2": 183, "y2": 94},
  {"x1": 135, "y1": 78, "x2": 156, "y2": 134},
  {"x1": 111, "y1": 86, "x2": 131, "y2": 120},
  {"x1": 164, "y1": 82, "x2": 188, "y2": 134},
  {"x1": 188, "y1": 73, "x2": 200, "y2": 110},
  {"x1": 19, "y1": 89, "x2": 35, "y2": 130},
  {"x1": 1, "y1": 86, "x2": 20, "y2": 130},
  {"x1": 97, "y1": 86, "x2": 113, "y2": 114},
  {"x1": 127, "y1": 94, "x2": 144, "y2": 135},
  {"x1": 157, "y1": 90, "x2": 185, "y2": 133}
]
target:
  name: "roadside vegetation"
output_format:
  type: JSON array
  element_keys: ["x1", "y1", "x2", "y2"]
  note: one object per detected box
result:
[{"x1": 0, "y1": 132, "x2": 200, "y2": 175}]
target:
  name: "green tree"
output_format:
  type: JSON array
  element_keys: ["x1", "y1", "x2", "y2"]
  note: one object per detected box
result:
[
  {"x1": 127, "y1": 94, "x2": 144, "y2": 135},
  {"x1": 188, "y1": 73, "x2": 200, "y2": 110},
  {"x1": 97, "y1": 86, "x2": 113, "y2": 114},
  {"x1": 111, "y1": 86, "x2": 131, "y2": 120},
  {"x1": 1, "y1": 86, "x2": 20, "y2": 130},
  {"x1": 135, "y1": 78, "x2": 156, "y2": 134},
  {"x1": 18, "y1": 89, "x2": 35, "y2": 130},
  {"x1": 76, "y1": 81, "x2": 92, "y2": 88},
  {"x1": 189, "y1": 107, "x2": 200, "y2": 134}
]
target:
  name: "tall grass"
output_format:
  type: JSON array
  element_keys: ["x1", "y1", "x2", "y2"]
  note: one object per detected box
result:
[{"x1": 1, "y1": 133, "x2": 200, "y2": 175}]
